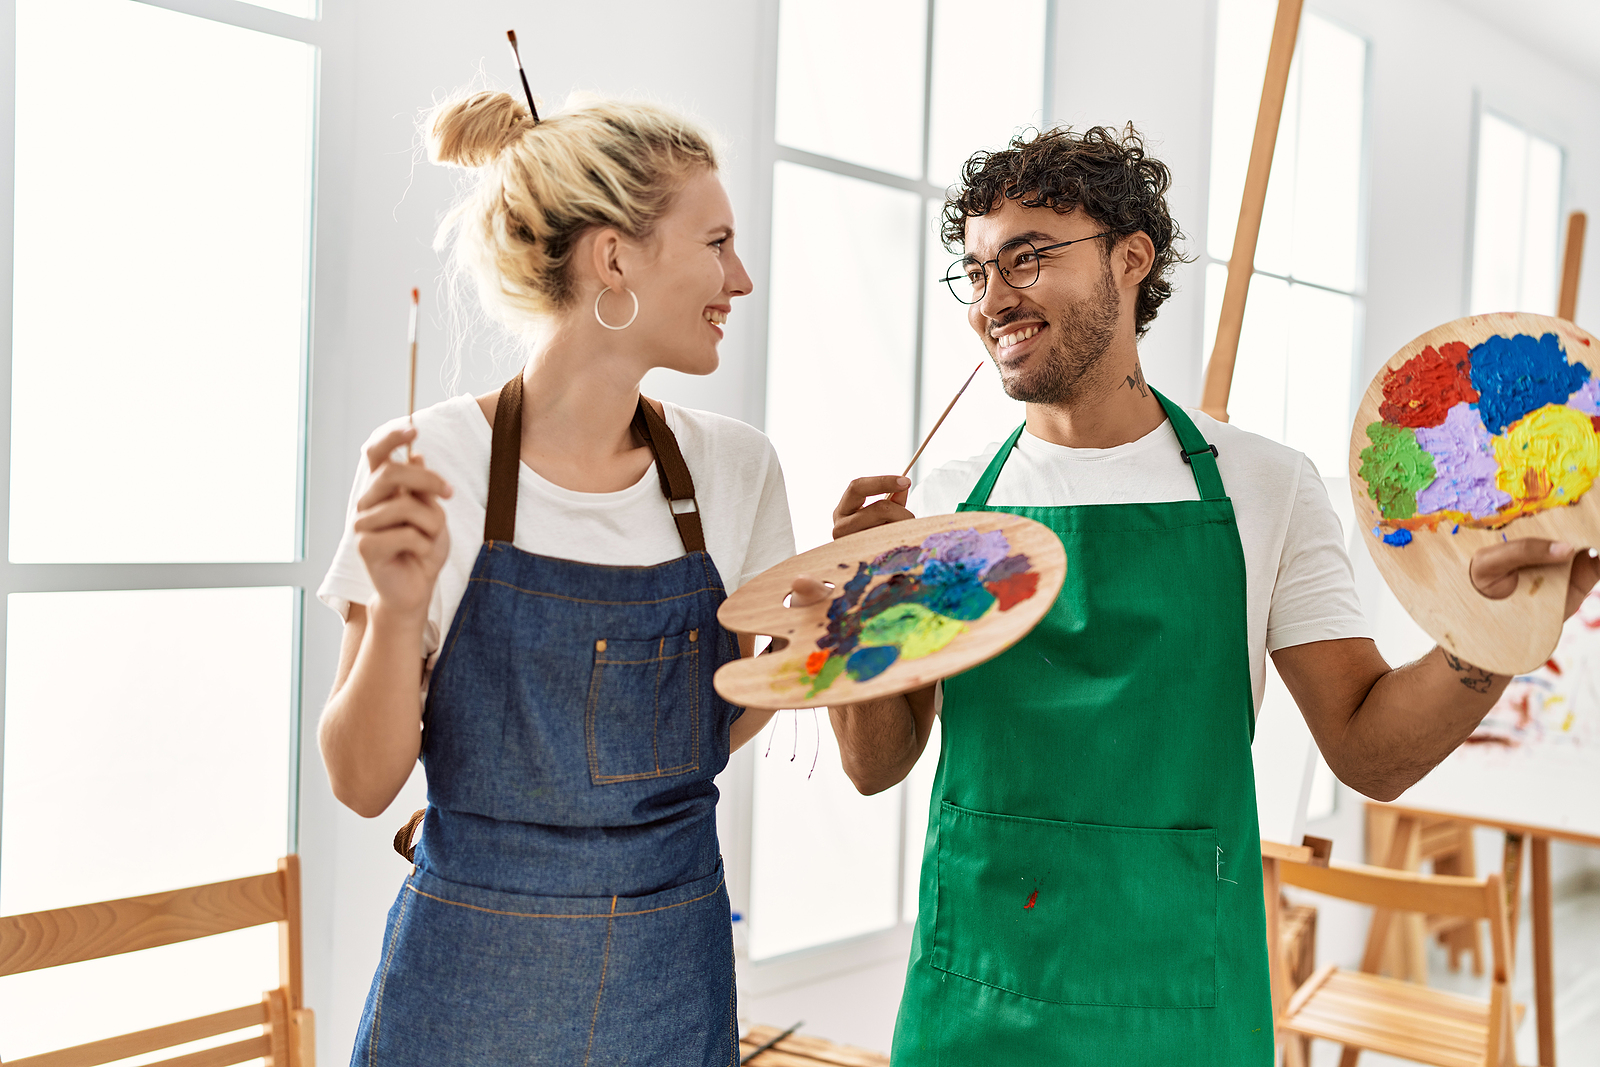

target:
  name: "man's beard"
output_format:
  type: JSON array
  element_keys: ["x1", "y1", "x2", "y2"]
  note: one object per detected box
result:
[{"x1": 995, "y1": 263, "x2": 1120, "y2": 405}]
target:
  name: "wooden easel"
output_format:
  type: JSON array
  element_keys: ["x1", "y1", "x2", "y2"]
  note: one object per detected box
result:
[{"x1": 1200, "y1": 0, "x2": 1305, "y2": 421}]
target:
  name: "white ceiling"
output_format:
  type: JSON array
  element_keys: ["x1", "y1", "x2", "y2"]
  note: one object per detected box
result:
[{"x1": 1443, "y1": 0, "x2": 1600, "y2": 87}]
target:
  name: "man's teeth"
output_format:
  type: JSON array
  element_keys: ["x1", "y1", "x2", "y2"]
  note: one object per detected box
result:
[
  {"x1": 998, "y1": 324, "x2": 1042, "y2": 348},
  {"x1": 704, "y1": 309, "x2": 728, "y2": 325}
]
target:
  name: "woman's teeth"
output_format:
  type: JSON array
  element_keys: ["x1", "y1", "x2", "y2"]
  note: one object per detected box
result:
[
  {"x1": 998, "y1": 324, "x2": 1042, "y2": 349},
  {"x1": 704, "y1": 309, "x2": 727, "y2": 325}
]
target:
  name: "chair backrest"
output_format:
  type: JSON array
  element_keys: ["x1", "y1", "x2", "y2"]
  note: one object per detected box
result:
[
  {"x1": 0, "y1": 855, "x2": 312, "y2": 1067},
  {"x1": 1279, "y1": 857, "x2": 1510, "y2": 984}
]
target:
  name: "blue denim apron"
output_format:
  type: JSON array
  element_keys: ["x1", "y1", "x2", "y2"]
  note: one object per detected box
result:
[{"x1": 352, "y1": 377, "x2": 743, "y2": 1066}]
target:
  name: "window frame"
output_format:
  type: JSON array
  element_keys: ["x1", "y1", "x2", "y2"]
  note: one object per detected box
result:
[{"x1": 729, "y1": 0, "x2": 1055, "y2": 987}]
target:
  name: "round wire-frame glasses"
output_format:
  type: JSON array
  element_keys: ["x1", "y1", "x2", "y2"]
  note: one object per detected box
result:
[{"x1": 942, "y1": 232, "x2": 1115, "y2": 304}]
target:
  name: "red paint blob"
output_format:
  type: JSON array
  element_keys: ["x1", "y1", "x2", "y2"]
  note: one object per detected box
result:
[
  {"x1": 1545, "y1": 658, "x2": 1563, "y2": 675},
  {"x1": 804, "y1": 650, "x2": 827, "y2": 676},
  {"x1": 1024, "y1": 889, "x2": 1038, "y2": 910},
  {"x1": 1379, "y1": 342, "x2": 1479, "y2": 428},
  {"x1": 986, "y1": 571, "x2": 1040, "y2": 611},
  {"x1": 1590, "y1": 415, "x2": 1600, "y2": 433}
]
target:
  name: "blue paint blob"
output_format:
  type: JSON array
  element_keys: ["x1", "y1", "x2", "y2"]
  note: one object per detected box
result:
[
  {"x1": 1469, "y1": 332, "x2": 1590, "y2": 433},
  {"x1": 1381, "y1": 528, "x2": 1414, "y2": 547},
  {"x1": 846, "y1": 644, "x2": 899, "y2": 681}
]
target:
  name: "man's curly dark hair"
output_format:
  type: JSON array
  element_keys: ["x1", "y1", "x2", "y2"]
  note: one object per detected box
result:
[{"x1": 942, "y1": 124, "x2": 1189, "y2": 338}]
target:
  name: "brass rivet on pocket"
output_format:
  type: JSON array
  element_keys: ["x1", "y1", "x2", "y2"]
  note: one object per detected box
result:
[
  {"x1": 595, "y1": 639, "x2": 607, "y2": 652},
  {"x1": 689, "y1": 629, "x2": 698, "y2": 642}
]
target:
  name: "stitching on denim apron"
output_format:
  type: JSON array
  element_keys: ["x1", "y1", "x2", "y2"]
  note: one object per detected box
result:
[
  {"x1": 584, "y1": 895, "x2": 618, "y2": 1067},
  {"x1": 652, "y1": 637, "x2": 664, "y2": 773},
  {"x1": 404, "y1": 874, "x2": 725, "y2": 918},
  {"x1": 368, "y1": 880, "x2": 414, "y2": 1066},
  {"x1": 587, "y1": 641, "x2": 701, "y2": 783},
  {"x1": 469, "y1": 577, "x2": 718, "y2": 605}
]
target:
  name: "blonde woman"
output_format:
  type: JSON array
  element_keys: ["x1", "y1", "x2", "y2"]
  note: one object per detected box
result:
[{"x1": 317, "y1": 91, "x2": 796, "y2": 1063}]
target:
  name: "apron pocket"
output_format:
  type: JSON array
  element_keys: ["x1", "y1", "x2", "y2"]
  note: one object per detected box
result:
[
  {"x1": 586, "y1": 629, "x2": 701, "y2": 784},
  {"x1": 930, "y1": 800, "x2": 1218, "y2": 1008}
]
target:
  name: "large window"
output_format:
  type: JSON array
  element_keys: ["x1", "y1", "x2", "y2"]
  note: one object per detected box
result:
[
  {"x1": 1470, "y1": 111, "x2": 1564, "y2": 316},
  {"x1": 1203, "y1": 0, "x2": 1368, "y2": 478},
  {"x1": 752, "y1": 0, "x2": 1049, "y2": 962},
  {"x1": 0, "y1": 0, "x2": 319, "y2": 1060}
]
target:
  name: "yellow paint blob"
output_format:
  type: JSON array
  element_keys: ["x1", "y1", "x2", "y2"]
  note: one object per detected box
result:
[
  {"x1": 858, "y1": 601, "x2": 968, "y2": 660},
  {"x1": 1492, "y1": 403, "x2": 1600, "y2": 520}
]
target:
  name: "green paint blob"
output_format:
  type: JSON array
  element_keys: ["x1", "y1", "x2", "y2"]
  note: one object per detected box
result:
[
  {"x1": 1358, "y1": 421, "x2": 1436, "y2": 520},
  {"x1": 859, "y1": 602, "x2": 968, "y2": 660},
  {"x1": 804, "y1": 654, "x2": 845, "y2": 697}
]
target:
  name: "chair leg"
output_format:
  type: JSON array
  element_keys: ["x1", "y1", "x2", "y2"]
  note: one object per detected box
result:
[{"x1": 1338, "y1": 1045, "x2": 1362, "y2": 1067}]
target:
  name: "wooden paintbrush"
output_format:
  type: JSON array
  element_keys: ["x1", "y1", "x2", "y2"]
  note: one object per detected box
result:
[
  {"x1": 406, "y1": 287, "x2": 419, "y2": 459},
  {"x1": 506, "y1": 30, "x2": 539, "y2": 122},
  {"x1": 902, "y1": 360, "x2": 984, "y2": 477},
  {"x1": 740, "y1": 1020, "x2": 803, "y2": 1064}
]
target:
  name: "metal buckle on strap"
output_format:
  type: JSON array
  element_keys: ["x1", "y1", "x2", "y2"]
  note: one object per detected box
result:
[
  {"x1": 1180, "y1": 443, "x2": 1219, "y2": 464},
  {"x1": 669, "y1": 498, "x2": 699, "y2": 515}
]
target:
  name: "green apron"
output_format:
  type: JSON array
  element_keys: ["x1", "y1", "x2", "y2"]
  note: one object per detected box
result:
[{"x1": 892, "y1": 391, "x2": 1273, "y2": 1065}]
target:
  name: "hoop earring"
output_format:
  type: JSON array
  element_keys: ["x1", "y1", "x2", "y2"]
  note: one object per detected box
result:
[{"x1": 594, "y1": 286, "x2": 639, "y2": 330}]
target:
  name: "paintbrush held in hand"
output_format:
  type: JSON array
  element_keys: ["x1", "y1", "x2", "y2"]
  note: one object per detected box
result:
[
  {"x1": 903, "y1": 361, "x2": 984, "y2": 477},
  {"x1": 406, "y1": 287, "x2": 419, "y2": 458}
]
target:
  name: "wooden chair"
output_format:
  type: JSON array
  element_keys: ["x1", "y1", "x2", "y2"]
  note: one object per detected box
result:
[
  {"x1": 1369, "y1": 805, "x2": 1485, "y2": 980},
  {"x1": 1277, "y1": 858, "x2": 1514, "y2": 1067},
  {"x1": 0, "y1": 855, "x2": 314, "y2": 1067},
  {"x1": 738, "y1": 1025, "x2": 888, "y2": 1065}
]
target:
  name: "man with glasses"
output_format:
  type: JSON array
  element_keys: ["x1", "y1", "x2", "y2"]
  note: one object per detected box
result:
[{"x1": 821, "y1": 125, "x2": 1597, "y2": 1064}]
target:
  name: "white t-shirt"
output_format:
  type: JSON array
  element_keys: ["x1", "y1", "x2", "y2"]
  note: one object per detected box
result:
[
  {"x1": 318, "y1": 395, "x2": 796, "y2": 665},
  {"x1": 910, "y1": 408, "x2": 1370, "y2": 715}
]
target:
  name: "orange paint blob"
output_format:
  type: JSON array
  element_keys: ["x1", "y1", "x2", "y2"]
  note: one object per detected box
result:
[
  {"x1": 986, "y1": 572, "x2": 1040, "y2": 611},
  {"x1": 804, "y1": 650, "x2": 828, "y2": 676}
]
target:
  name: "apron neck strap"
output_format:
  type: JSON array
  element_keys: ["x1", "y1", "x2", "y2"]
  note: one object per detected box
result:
[
  {"x1": 483, "y1": 375, "x2": 707, "y2": 553},
  {"x1": 959, "y1": 390, "x2": 1224, "y2": 508},
  {"x1": 1154, "y1": 389, "x2": 1225, "y2": 501},
  {"x1": 962, "y1": 422, "x2": 1027, "y2": 509}
]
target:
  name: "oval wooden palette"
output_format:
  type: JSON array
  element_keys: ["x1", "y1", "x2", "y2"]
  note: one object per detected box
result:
[
  {"x1": 1350, "y1": 312, "x2": 1600, "y2": 675},
  {"x1": 715, "y1": 512, "x2": 1067, "y2": 710}
]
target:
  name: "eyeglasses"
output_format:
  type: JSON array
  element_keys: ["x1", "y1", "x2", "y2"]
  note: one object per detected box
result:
[{"x1": 942, "y1": 232, "x2": 1115, "y2": 304}]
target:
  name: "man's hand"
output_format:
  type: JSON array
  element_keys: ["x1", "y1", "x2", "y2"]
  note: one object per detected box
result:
[
  {"x1": 1469, "y1": 538, "x2": 1600, "y2": 619},
  {"x1": 833, "y1": 475, "x2": 913, "y2": 539}
]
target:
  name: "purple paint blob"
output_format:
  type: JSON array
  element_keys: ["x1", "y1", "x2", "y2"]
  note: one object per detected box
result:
[
  {"x1": 1569, "y1": 378, "x2": 1600, "y2": 415},
  {"x1": 920, "y1": 528, "x2": 1011, "y2": 569},
  {"x1": 1414, "y1": 403, "x2": 1513, "y2": 519}
]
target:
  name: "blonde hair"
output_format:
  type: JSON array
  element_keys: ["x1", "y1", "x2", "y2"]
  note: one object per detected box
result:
[{"x1": 427, "y1": 90, "x2": 719, "y2": 334}]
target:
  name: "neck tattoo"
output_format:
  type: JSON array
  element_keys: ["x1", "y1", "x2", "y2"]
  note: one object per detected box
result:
[{"x1": 1125, "y1": 362, "x2": 1149, "y2": 398}]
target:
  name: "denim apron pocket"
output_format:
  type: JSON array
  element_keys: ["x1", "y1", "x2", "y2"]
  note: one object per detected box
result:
[{"x1": 586, "y1": 629, "x2": 702, "y2": 784}]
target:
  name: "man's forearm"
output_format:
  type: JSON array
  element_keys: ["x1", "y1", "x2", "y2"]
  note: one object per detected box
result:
[
  {"x1": 828, "y1": 686, "x2": 935, "y2": 795},
  {"x1": 1337, "y1": 646, "x2": 1508, "y2": 800}
]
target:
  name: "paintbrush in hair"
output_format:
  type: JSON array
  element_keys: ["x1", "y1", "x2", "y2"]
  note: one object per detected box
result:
[
  {"x1": 506, "y1": 31, "x2": 539, "y2": 122},
  {"x1": 902, "y1": 360, "x2": 984, "y2": 477},
  {"x1": 406, "y1": 287, "x2": 419, "y2": 459}
]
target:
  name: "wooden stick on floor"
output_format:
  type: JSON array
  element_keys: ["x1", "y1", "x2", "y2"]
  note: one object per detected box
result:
[
  {"x1": 1559, "y1": 210, "x2": 1586, "y2": 322},
  {"x1": 1199, "y1": 0, "x2": 1305, "y2": 422}
]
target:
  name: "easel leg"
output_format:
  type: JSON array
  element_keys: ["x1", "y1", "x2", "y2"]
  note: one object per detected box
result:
[{"x1": 1531, "y1": 836, "x2": 1555, "y2": 1066}]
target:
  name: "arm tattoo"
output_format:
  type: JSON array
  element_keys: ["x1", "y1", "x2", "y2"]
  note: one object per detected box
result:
[
  {"x1": 1442, "y1": 651, "x2": 1494, "y2": 693},
  {"x1": 1125, "y1": 362, "x2": 1149, "y2": 397}
]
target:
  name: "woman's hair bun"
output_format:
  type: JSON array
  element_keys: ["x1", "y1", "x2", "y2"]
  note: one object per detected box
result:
[{"x1": 427, "y1": 91, "x2": 532, "y2": 168}]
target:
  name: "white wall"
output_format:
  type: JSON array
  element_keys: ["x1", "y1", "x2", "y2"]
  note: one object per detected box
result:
[{"x1": 298, "y1": 0, "x2": 1600, "y2": 1060}]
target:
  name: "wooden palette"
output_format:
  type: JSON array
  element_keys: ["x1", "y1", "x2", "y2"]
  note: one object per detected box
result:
[
  {"x1": 1350, "y1": 312, "x2": 1600, "y2": 675},
  {"x1": 715, "y1": 513, "x2": 1067, "y2": 710}
]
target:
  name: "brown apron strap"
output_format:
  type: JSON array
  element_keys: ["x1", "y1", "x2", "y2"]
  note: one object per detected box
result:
[
  {"x1": 482, "y1": 376, "x2": 705, "y2": 554},
  {"x1": 393, "y1": 806, "x2": 425, "y2": 863},
  {"x1": 632, "y1": 397, "x2": 707, "y2": 553},
  {"x1": 483, "y1": 375, "x2": 524, "y2": 543}
]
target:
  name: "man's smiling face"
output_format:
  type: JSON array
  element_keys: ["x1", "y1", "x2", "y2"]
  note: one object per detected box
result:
[{"x1": 960, "y1": 197, "x2": 1127, "y2": 405}]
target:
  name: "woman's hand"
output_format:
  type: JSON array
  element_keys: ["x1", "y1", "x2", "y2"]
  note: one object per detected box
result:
[{"x1": 354, "y1": 427, "x2": 453, "y2": 619}]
